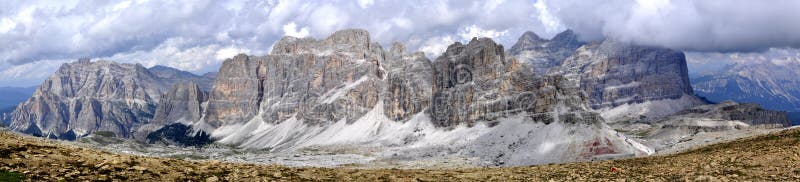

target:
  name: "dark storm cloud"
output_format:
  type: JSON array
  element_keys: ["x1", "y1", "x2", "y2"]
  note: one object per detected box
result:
[{"x1": 536, "y1": 0, "x2": 800, "y2": 52}]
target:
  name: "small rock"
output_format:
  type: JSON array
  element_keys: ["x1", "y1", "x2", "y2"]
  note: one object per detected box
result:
[
  {"x1": 133, "y1": 166, "x2": 147, "y2": 171},
  {"x1": 209, "y1": 160, "x2": 221, "y2": 165},
  {"x1": 206, "y1": 176, "x2": 219, "y2": 182},
  {"x1": 695, "y1": 175, "x2": 717, "y2": 181}
]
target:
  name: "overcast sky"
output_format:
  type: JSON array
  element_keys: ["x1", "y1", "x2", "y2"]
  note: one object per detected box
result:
[{"x1": 1, "y1": 0, "x2": 799, "y2": 86}]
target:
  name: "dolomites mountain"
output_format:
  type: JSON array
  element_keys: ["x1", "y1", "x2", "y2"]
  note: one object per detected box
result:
[
  {"x1": 7, "y1": 59, "x2": 168, "y2": 139},
  {"x1": 548, "y1": 40, "x2": 699, "y2": 107},
  {"x1": 5, "y1": 59, "x2": 214, "y2": 140},
  {"x1": 506, "y1": 30, "x2": 707, "y2": 121},
  {"x1": 430, "y1": 37, "x2": 596, "y2": 127},
  {"x1": 200, "y1": 32, "x2": 651, "y2": 165},
  {"x1": 692, "y1": 60, "x2": 800, "y2": 113},
  {"x1": 202, "y1": 29, "x2": 388, "y2": 130},
  {"x1": 508, "y1": 31, "x2": 788, "y2": 130},
  {"x1": 509, "y1": 30, "x2": 585, "y2": 75},
  {"x1": 509, "y1": 35, "x2": 703, "y2": 121},
  {"x1": 2, "y1": 29, "x2": 791, "y2": 167},
  {"x1": 383, "y1": 43, "x2": 433, "y2": 121}
]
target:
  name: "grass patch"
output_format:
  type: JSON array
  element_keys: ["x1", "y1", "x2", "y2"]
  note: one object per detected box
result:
[
  {"x1": 0, "y1": 170, "x2": 25, "y2": 182},
  {"x1": 94, "y1": 131, "x2": 116, "y2": 138}
]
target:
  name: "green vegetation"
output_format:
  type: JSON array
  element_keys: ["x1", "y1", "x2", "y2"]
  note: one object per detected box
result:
[
  {"x1": 93, "y1": 131, "x2": 116, "y2": 138},
  {"x1": 0, "y1": 170, "x2": 25, "y2": 182}
]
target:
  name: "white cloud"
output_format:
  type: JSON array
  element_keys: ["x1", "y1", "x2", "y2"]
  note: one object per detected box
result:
[
  {"x1": 0, "y1": 59, "x2": 70, "y2": 86},
  {"x1": 458, "y1": 25, "x2": 508, "y2": 40},
  {"x1": 216, "y1": 47, "x2": 251, "y2": 60},
  {"x1": 282, "y1": 22, "x2": 309, "y2": 38},
  {"x1": 418, "y1": 36, "x2": 455, "y2": 58},
  {"x1": 111, "y1": 0, "x2": 132, "y2": 12},
  {"x1": 537, "y1": 0, "x2": 800, "y2": 51},
  {"x1": 357, "y1": 0, "x2": 374, "y2": 9},
  {"x1": 100, "y1": 38, "x2": 254, "y2": 74},
  {"x1": 308, "y1": 4, "x2": 349, "y2": 36},
  {"x1": 686, "y1": 48, "x2": 800, "y2": 75},
  {"x1": 533, "y1": 0, "x2": 564, "y2": 36},
  {"x1": 0, "y1": 18, "x2": 16, "y2": 33}
]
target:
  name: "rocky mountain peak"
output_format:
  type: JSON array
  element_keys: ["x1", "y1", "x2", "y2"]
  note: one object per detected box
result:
[
  {"x1": 270, "y1": 36, "x2": 318, "y2": 55},
  {"x1": 551, "y1": 29, "x2": 576, "y2": 41},
  {"x1": 508, "y1": 31, "x2": 544, "y2": 54},
  {"x1": 271, "y1": 29, "x2": 376, "y2": 56},
  {"x1": 692, "y1": 59, "x2": 800, "y2": 113},
  {"x1": 549, "y1": 29, "x2": 582, "y2": 50},
  {"x1": 440, "y1": 37, "x2": 505, "y2": 62},
  {"x1": 7, "y1": 58, "x2": 170, "y2": 139},
  {"x1": 77, "y1": 58, "x2": 91, "y2": 64},
  {"x1": 519, "y1": 31, "x2": 545, "y2": 43},
  {"x1": 324, "y1": 28, "x2": 371, "y2": 46},
  {"x1": 204, "y1": 29, "x2": 386, "y2": 129},
  {"x1": 389, "y1": 42, "x2": 407, "y2": 59},
  {"x1": 430, "y1": 37, "x2": 594, "y2": 127},
  {"x1": 509, "y1": 30, "x2": 586, "y2": 75},
  {"x1": 551, "y1": 39, "x2": 703, "y2": 122}
]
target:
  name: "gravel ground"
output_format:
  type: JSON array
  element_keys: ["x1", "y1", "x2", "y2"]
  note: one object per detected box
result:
[{"x1": 1, "y1": 127, "x2": 799, "y2": 181}]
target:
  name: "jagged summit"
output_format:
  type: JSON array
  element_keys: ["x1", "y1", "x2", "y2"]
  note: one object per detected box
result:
[
  {"x1": 509, "y1": 29, "x2": 586, "y2": 75},
  {"x1": 509, "y1": 31, "x2": 546, "y2": 54},
  {"x1": 270, "y1": 29, "x2": 375, "y2": 55},
  {"x1": 549, "y1": 29, "x2": 582, "y2": 50}
]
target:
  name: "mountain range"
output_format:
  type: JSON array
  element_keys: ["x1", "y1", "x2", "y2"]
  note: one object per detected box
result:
[
  {"x1": 691, "y1": 60, "x2": 800, "y2": 124},
  {"x1": 1, "y1": 29, "x2": 791, "y2": 166}
]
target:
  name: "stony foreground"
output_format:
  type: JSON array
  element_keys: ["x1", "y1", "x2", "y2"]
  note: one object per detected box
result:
[{"x1": 1, "y1": 128, "x2": 799, "y2": 181}]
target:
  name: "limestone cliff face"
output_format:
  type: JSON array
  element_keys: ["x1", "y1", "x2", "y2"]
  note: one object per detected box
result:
[
  {"x1": 202, "y1": 54, "x2": 266, "y2": 128},
  {"x1": 382, "y1": 43, "x2": 433, "y2": 121},
  {"x1": 152, "y1": 82, "x2": 206, "y2": 126},
  {"x1": 7, "y1": 59, "x2": 168, "y2": 139},
  {"x1": 203, "y1": 29, "x2": 387, "y2": 127},
  {"x1": 430, "y1": 38, "x2": 601, "y2": 127},
  {"x1": 554, "y1": 40, "x2": 698, "y2": 109}
]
